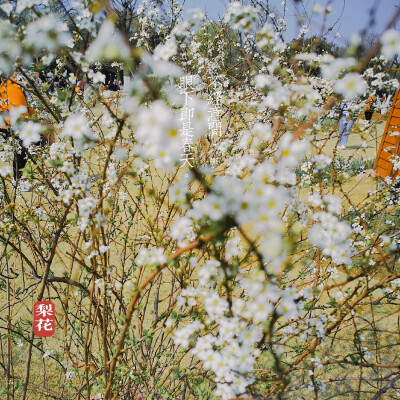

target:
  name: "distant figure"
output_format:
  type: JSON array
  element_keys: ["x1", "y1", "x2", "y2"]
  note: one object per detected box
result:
[
  {"x1": 59, "y1": 78, "x2": 68, "y2": 88},
  {"x1": 47, "y1": 72, "x2": 55, "y2": 93},
  {"x1": 338, "y1": 102, "x2": 354, "y2": 149},
  {"x1": 364, "y1": 94, "x2": 376, "y2": 121},
  {"x1": 0, "y1": 74, "x2": 35, "y2": 185},
  {"x1": 108, "y1": 79, "x2": 118, "y2": 91},
  {"x1": 139, "y1": 62, "x2": 149, "y2": 73},
  {"x1": 378, "y1": 93, "x2": 392, "y2": 115},
  {"x1": 75, "y1": 80, "x2": 84, "y2": 94}
]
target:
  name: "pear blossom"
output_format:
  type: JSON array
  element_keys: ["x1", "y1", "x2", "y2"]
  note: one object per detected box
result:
[
  {"x1": 78, "y1": 197, "x2": 97, "y2": 218},
  {"x1": 170, "y1": 216, "x2": 192, "y2": 243},
  {"x1": 86, "y1": 20, "x2": 131, "y2": 62},
  {"x1": 19, "y1": 121, "x2": 41, "y2": 147},
  {"x1": 60, "y1": 161, "x2": 75, "y2": 174},
  {"x1": 224, "y1": 1, "x2": 260, "y2": 32},
  {"x1": 381, "y1": 29, "x2": 400, "y2": 60},
  {"x1": 277, "y1": 133, "x2": 309, "y2": 167},
  {"x1": 334, "y1": 73, "x2": 367, "y2": 100},
  {"x1": 312, "y1": 154, "x2": 331, "y2": 170},
  {"x1": 25, "y1": 14, "x2": 71, "y2": 52},
  {"x1": 136, "y1": 247, "x2": 166, "y2": 266},
  {"x1": 0, "y1": 165, "x2": 12, "y2": 177},
  {"x1": 0, "y1": 3, "x2": 13, "y2": 15},
  {"x1": 154, "y1": 37, "x2": 177, "y2": 61},
  {"x1": 61, "y1": 113, "x2": 93, "y2": 141}
]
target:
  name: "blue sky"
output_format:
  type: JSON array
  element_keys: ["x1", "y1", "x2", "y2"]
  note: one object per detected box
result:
[{"x1": 181, "y1": 0, "x2": 399, "y2": 44}]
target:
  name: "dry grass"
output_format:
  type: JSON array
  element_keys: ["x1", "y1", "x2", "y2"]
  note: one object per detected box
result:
[{"x1": 0, "y1": 110, "x2": 394, "y2": 399}]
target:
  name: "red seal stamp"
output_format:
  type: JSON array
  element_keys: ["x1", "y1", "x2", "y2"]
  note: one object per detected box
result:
[{"x1": 33, "y1": 301, "x2": 55, "y2": 337}]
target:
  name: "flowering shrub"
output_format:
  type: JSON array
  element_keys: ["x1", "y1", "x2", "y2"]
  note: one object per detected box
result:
[{"x1": 0, "y1": 1, "x2": 400, "y2": 399}]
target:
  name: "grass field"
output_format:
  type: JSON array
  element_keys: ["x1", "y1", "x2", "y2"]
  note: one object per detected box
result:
[{"x1": 0, "y1": 108, "x2": 394, "y2": 399}]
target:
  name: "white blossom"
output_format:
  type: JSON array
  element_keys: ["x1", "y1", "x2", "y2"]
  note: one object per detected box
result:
[
  {"x1": 334, "y1": 73, "x2": 367, "y2": 100},
  {"x1": 19, "y1": 121, "x2": 41, "y2": 147},
  {"x1": 25, "y1": 14, "x2": 71, "y2": 52},
  {"x1": 381, "y1": 29, "x2": 400, "y2": 59}
]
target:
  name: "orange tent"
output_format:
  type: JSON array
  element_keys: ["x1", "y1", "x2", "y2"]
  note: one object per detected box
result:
[
  {"x1": 374, "y1": 85, "x2": 400, "y2": 179},
  {"x1": 0, "y1": 77, "x2": 35, "y2": 128}
]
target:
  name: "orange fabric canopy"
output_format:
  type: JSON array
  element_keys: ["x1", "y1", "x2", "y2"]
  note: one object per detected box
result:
[
  {"x1": 374, "y1": 86, "x2": 400, "y2": 179},
  {"x1": 0, "y1": 77, "x2": 29, "y2": 128}
]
